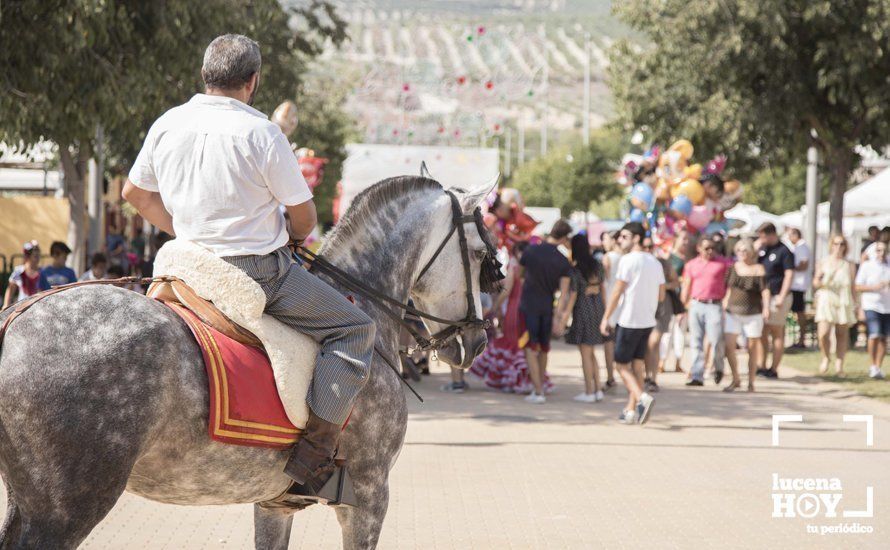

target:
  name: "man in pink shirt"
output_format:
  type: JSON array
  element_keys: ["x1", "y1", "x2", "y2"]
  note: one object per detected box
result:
[{"x1": 682, "y1": 236, "x2": 730, "y2": 386}]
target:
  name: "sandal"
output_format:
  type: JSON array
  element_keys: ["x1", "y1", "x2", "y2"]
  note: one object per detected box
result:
[{"x1": 722, "y1": 382, "x2": 741, "y2": 393}]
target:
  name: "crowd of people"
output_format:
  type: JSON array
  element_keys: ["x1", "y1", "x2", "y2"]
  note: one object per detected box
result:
[
  {"x1": 7, "y1": 212, "x2": 890, "y2": 428},
  {"x1": 2, "y1": 226, "x2": 159, "y2": 308},
  {"x1": 437, "y1": 217, "x2": 890, "y2": 426}
]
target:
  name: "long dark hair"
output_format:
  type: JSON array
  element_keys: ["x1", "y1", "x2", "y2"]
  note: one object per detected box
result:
[{"x1": 570, "y1": 233, "x2": 600, "y2": 283}]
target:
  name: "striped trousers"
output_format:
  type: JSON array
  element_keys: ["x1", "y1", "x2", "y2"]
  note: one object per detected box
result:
[{"x1": 222, "y1": 247, "x2": 375, "y2": 424}]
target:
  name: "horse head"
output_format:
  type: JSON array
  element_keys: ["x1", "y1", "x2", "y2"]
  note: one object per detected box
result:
[
  {"x1": 321, "y1": 174, "x2": 500, "y2": 369},
  {"x1": 408, "y1": 174, "x2": 500, "y2": 368}
]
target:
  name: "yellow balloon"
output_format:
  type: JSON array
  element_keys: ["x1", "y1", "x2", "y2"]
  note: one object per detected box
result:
[
  {"x1": 683, "y1": 163, "x2": 702, "y2": 181},
  {"x1": 669, "y1": 139, "x2": 694, "y2": 161},
  {"x1": 656, "y1": 179, "x2": 672, "y2": 202},
  {"x1": 724, "y1": 179, "x2": 741, "y2": 196},
  {"x1": 675, "y1": 178, "x2": 705, "y2": 205}
]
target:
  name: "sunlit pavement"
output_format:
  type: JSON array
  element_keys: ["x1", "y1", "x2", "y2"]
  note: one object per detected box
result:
[{"x1": 2, "y1": 342, "x2": 889, "y2": 549}]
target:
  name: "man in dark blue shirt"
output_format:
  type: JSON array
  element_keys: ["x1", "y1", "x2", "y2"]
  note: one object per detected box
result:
[
  {"x1": 756, "y1": 222, "x2": 795, "y2": 378},
  {"x1": 519, "y1": 219, "x2": 573, "y2": 403},
  {"x1": 39, "y1": 241, "x2": 77, "y2": 289}
]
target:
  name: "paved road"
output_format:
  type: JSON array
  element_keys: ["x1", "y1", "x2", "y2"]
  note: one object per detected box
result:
[{"x1": 2, "y1": 342, "x2": 889, "y2": 549}]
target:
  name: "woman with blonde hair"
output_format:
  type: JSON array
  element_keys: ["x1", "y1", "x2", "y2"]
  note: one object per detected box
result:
[
  {"x1": 723, "y1": 238, "x2": 770, "y2": 391},
  {"x1": 813, "y1": 234, "x2": 857, "y2": 376}
]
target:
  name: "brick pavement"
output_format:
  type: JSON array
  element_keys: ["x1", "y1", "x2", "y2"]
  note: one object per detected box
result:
[{"x1": 2, "y1": 342, "x2": 889, "y2": 548}]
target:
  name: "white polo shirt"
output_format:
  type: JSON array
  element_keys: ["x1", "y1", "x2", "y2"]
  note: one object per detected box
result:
[{"x1": 129, "y1": 94, "x2": 312, "y2": 257}]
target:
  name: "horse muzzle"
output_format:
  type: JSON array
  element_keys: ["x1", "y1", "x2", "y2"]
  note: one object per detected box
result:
[{"x1": 436, "y1": 331, "x2": 487, "y2": 369}]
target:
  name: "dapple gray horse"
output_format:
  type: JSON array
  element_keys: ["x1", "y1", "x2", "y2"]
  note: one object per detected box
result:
[{"x1": 0, "y1": 175, "x2": 496, "y2": 549}]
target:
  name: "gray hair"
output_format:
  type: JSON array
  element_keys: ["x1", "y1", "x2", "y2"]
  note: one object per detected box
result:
[{"x1": 201, "y1": 34, "x2": 261, "y2": 90}]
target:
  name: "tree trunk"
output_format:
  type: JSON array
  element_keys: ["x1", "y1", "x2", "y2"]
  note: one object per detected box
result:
[
  {"x1": 59, "y1": 144, "x2": 90, "y2": 275},
  {"x1": 825, "y1": 146, "x2": 854, "y2": 236}
]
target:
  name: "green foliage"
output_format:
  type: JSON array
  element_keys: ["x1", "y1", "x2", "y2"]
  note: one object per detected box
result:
[
  {"x1": 744, "y1": 162, "x2": 828, "y2": 215},
  {"x1": 609, "y1": 0, "x2": 890, "y2": 230},
  {"x1": 510, "y1": 129, "x2": 625, "y2": 216},
  {"x1": 0, "y1": 0, "x2": 346, "y2": 163},
  {"x1": 294, "y1": 75, "x2": 358, "y2": 227}
]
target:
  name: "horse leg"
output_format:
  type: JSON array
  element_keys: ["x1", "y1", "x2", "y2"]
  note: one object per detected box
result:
[
  {"x1": 0, "y1": 482, "x2": 124, "y2": 550},
  {"x1": 253, "y1": 504, "x2": 295, "y2": 550},
  {"x1": 334, "y1": 476, "x2": 390, "y2": 550}
]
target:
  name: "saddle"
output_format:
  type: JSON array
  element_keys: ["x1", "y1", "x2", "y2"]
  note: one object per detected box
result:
[{"x1": 146, "y1": 278, "x2": 262, "y2": 348}]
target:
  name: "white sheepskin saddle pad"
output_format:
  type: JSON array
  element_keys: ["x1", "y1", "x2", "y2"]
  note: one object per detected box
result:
[{"x1": 153, "y1": 239, "x2": 316, "y2": 428}]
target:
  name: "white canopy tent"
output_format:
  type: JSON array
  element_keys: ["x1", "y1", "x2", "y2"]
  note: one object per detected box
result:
[{"x1": 780, "y1": 166, "x2": 890, "y2": 258}]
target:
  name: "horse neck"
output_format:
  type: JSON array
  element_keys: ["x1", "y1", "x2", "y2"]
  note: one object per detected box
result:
[{"x1": 319, "y1": 194, "x2": 450, "y2": 328}]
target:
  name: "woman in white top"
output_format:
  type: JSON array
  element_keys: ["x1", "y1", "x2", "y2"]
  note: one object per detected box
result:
[{"x1": 813, "y1": 235, "x2": 857, "y2": 376}]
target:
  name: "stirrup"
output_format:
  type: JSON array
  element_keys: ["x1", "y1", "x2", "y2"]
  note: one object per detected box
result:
[{"x1": 286, "y1": 465, "x2": 357, "y2": 507}]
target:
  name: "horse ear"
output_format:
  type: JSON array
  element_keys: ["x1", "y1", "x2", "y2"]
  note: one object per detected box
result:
[{"x1": 460, "y1": 173, "x2": 500, "y2": 210}]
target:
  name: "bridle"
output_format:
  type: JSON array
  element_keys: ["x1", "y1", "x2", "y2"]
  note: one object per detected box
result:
[{"x1": 297, "y1": 190, "x2": 504, "y2": 355}]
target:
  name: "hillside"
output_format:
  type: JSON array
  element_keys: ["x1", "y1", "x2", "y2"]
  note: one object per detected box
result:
[{"x1": 295, "y1": 0, "x2": 630, "y2": 149}]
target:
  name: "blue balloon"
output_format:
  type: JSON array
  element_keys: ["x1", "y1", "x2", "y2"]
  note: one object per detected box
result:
[
  {"x1": 671, "y1": 194, "x2": 693, "y2": 216},
  {"x1": 629, "y1": 208, "x2": 645, "y2": 223},
  {"x1": 705, "y1": 221, "x2": 730, "y2": 236},
  {"x1": 631, "y1": 182, "x2": 655, "y2": 210}
]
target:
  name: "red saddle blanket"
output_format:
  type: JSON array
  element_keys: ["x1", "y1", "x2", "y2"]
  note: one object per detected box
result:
[{"x1": 165, "y1": 303, "x2": 301, "y2": 449}]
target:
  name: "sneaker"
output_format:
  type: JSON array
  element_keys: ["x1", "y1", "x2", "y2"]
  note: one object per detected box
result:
[
  {"x1": 618, "y1": 409, "x2": 636, "y2": 424},
  {"x1": 714, "y1": 370, "x2": 724, "y2": 385},
  {"x1": 573, "y1": 392, "x2": 597, "y2": 403},
  {"x1": 685, "y1": 379, "x2": 704, "y2": 387},
  {"x1": 636, "y1": 393, "x2": 656, "y2": 425},
  {"x1": 764, "y1": 369, "x2": 778, "y2": 379},
  {"x1": 440, "y1": 381, "x2": 468, "y2": 393},
  {"x1": 756, "y1": 368, "x2": 768, "y2": 377},
  {"x1": 645, "y1": 380, "x2": 660, "y2": 393},
  {"x1": 594, "y1": 390, "x2": 605, "y2": 402},
  {"x1": 524, "y1": 392, "x2": 546, "y2": 404},
  {"x1": 869, "y1": 366, "x2": 886, "y2": 380},
  {"x1": 604, "y1": 379, "x2": 616, "y2": 392}
]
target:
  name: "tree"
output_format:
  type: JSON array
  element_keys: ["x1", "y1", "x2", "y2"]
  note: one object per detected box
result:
[
  {"x1": 293, "y1": 76, "x2": 358, "y2": 227},
  {"x1": 609, "y1": 0, "x2": 890, "y2": 232},
  {"x1": 744, "y1": 162, "x2": 829, "y2": 216},
  {"x1": 0, "y1": 0, "x2": 346, "y2": 270},
  {"x1": 510, "y1": 130, "x2": 625, "y2": 216}
]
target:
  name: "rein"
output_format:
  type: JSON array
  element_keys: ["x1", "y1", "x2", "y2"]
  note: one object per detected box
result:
[{"x1": 297, "y1": 191, "x2": 499, "y2": 355}]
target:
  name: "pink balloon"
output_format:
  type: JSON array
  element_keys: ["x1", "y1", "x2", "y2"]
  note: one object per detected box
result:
[{"x1": 687, "y1": 205, "x2": 713, "y2": 230}]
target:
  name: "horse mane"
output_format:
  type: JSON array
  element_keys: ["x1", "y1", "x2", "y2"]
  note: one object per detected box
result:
[{"x1": 322, "y1": 176, "x2": 445, "y2": 252}]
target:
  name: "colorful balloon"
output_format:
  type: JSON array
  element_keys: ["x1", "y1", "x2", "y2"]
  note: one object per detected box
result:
[
  {"x1": 629, "y1": 208, "x2": 645, "y2": 223},
  {"x1": 655, "y1": 179, "x2": 672, "y2": 202},
  {"x1": 630, "y1": 182, "x2": 655, "y2": 211},
  {"x1": 668, "y1": 139, "x2": 694, "y2": 160},
  {"x1": 688, "y1": 205, "x2": 713, "y2": 230},
  {"x1": 672, "y1": 178, "x2": 705, "y2": 205},
  {"x1": 683, "y1": 163, "x2": 702, "y2": 181},
  {"x1": 670, "y1": 194, "x2": 693, "y2": 217},
  {"x1": 724, "y1": 179, "x2": 741, "y2": 196}
]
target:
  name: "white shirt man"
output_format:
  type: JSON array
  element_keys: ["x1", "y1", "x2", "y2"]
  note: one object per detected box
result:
[
  {"x1": 600, "y1": 223, "x2": 664, "y2": 425},
  {"x1": 128, "y1": 94, "x2": 312, "y2": 256},
  {"x1": 854, "y1": 242, "x2": 890, "y2": 379},
  {"x1": 122, "y1": 34, "x2": 374, "y2": 501}
]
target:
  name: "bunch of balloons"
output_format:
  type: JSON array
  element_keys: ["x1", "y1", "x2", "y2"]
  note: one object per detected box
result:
[{"x1": 620, "y1": 139, "x2": 744, "y2": 247}]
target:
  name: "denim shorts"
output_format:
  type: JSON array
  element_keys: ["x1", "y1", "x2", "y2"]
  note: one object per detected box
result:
[{"x1": 864, "y1": 310, "x2": 890, "y2": 339}]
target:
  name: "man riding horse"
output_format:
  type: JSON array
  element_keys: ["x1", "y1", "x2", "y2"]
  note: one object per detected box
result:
[{"x1": 123, "y1": 34, "x2": 375, "y2": 503}]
